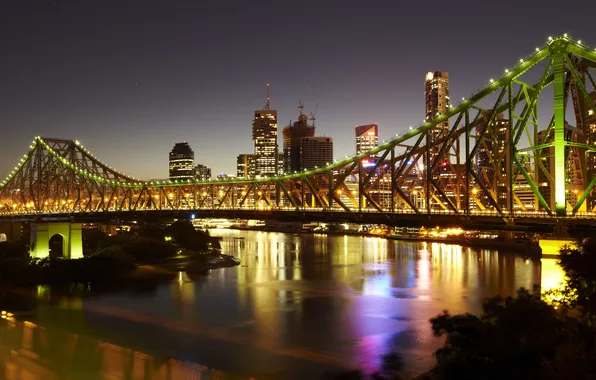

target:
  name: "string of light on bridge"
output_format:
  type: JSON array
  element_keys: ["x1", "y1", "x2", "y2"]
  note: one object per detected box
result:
[{"x1": 0, "y1": 35, "x2": 595, "y2": 193}]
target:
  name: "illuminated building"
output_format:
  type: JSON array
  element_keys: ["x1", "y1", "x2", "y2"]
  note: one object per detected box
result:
[
  {"x1": 474, "y1": 114, "x2": 510, "y2": 209},
  {"x1": 537, "y1": 123, "x2": 585, "y2": 211},
  {"x1": 252, "y1": 88, "x2": 279, "y2": 178},
  {"x1": 194, "y1": 164, "x2": 211, "y2": 181},
  {"x1": 169, "y1": 142, "x2": 194, "y2": 180},
  {"x1": 586, "y1": 91, "x2": 596, "y2": 210},
  {"x1": 282, "y1": 111, "x2": 315, "y2": 173},
  {"x1": 355, "y1": 124, "x2": 378, "y2": 155},
  {"x1": 301, "y1": 137, "x2": 333, "y2": 170},
  {"x1": 425, "y1": 72, "x2": 450, "y2": 164},
  {"x1": 236, "y1": 154, "x2": 255, "y2": 179}
]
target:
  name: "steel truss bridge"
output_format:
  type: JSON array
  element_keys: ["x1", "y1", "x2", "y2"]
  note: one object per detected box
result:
[{"x1": 2, "y1": 35, "x2": 596, "y2": 233}]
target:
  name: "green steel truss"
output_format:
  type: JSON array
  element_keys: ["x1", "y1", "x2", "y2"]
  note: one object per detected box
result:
[{"x1": 1, "y1": 36, "x2": 596, "y2": 220}]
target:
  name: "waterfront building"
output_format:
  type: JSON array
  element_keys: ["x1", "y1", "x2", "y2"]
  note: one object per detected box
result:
[
  {"x1": 169, "y1": 142, "x2": 194, "y2": 180},
  {"x1": 586, "y1": 91, "x2": 596, "y2": 210}
]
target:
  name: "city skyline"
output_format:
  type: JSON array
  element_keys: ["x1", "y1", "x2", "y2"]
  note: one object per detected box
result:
[{"x1": 0, "y1": 1, "x2": 593, "y2": 180}]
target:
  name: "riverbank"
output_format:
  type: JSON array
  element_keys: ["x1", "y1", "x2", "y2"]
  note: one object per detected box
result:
[{"x1": 220, "y1": 226, "x2": 542, "y2": 257}]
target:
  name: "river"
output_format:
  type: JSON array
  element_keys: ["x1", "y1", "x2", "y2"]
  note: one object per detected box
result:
[{"x1": 0, "y1": 230, "x2": 565, "y2": 379}]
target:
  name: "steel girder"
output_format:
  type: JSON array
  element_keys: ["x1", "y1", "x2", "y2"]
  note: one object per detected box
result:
[{"x1": 1, "y1": 36, "x2": 596, "y2": 221}]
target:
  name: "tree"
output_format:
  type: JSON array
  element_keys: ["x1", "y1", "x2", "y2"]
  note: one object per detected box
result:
[
  {"x1": 165, "y1": 220, "x2": 211, "y2": 252},
  {"x1": 551, "y1": 238, "x2": 596, "y2": 325}
]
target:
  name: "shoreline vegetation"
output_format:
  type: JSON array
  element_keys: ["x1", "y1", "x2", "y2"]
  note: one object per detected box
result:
[{"x1": 0, "y1": 220, "x2": 239, "y2": 288}]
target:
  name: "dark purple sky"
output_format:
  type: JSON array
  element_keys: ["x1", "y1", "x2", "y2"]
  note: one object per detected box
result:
[{"x1": 0, "y1": 0, "x2": 593, "y2": 179}]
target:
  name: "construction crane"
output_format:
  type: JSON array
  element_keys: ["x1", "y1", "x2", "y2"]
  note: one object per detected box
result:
[
  {"x1": 309, "y1": 100, "x2": 320, "y2": 128},
  {"x1": 298, "y1": 101, "x2": 305, "y2": 115}
]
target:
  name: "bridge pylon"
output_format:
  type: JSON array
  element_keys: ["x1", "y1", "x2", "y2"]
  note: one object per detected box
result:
[{"x1": 30, "y1": 222, "x2": 83, "y2": 259}]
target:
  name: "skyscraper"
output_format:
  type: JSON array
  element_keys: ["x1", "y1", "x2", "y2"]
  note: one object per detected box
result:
[
  {"x1": 301, "y1": 137, "x2": 333, "y2": 170},
  {"x1": 252, "y1": 85, "x2": 278, "y2": 178},
  {"x1": 169, "y1": 142, "x2": 194, "y2": 180},
  {"x1": 425, "y1": 72, "x2": 450, "y2": 164},
  {"x1": 355, "y1": 124, "x2": 378, "y2": 155},
  {"x1": 282, "y1": 110, "x2": 315, "y2": 173}
]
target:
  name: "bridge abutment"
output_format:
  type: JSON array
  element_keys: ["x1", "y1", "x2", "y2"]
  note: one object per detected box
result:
[{"x1": 30, "y1": 222, "x2": 83, "y2": 259}]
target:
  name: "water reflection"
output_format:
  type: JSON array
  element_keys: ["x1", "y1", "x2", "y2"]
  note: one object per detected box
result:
[
  {"x1": 2, "y1": 230, "x2": 564, "y2": 379},
  {"x1": 0, "y1": 317, "x2": 243, "y2": 379}
]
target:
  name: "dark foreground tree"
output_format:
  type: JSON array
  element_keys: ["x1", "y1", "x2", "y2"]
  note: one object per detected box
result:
[
  {"x1": 428, "y1": 288, "x2": 596, "y2": 380},
  {"x1": 551, "y1": 238, "x2": 596, "y2": 325}
]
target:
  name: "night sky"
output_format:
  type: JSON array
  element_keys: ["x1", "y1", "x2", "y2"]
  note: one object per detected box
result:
[{"x1": 0, "y1": 0, "x2": 594, "y2": 180}]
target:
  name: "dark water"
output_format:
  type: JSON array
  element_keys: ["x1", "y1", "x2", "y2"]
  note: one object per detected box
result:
[{"x1": 0, "y1": 230, "x2": 564, "y2": 379}]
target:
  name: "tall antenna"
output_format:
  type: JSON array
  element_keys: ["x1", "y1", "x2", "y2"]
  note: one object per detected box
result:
[
  {"x1": 264, "y1": 83, "x2": 271, "y2": 110},
  {"x1": 298, "y1": 101, "x2": 305, "y2": 115}
]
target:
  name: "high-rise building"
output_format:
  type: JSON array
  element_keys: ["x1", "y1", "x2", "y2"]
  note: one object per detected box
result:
[
  {"x1": 474, "y1": 114, "x2": 510, "y2": 209},
  {"x1": 355, "y1": 124, "x2": 378, "y2": 155},
  {"x1": 425, "y1": 72, "x2": 450, "y2": 164},
  {"x1": 537, "y1": 123, "x2": 585, "y2": 211},
  {"x1": 301, "y1": 137, "x2": 333, "y2": 170},
  {"x1": 169, "y1": 142, "x2": 194, "y2": 180},
  {"x1": 195, "y1": 164, "x2": 211, "y2": 181},
  {"x1": 252, "y1": 85, "x2": 278, "y2": 178},
  {"x1": 236, "y1": 154, "x2": 255, "y2": 179},
  {"x1": 282, "y1": 111, "x2": 315, "y2": 173}
]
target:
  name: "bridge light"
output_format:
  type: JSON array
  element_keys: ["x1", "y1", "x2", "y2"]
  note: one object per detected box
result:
[
  {"x1": 562, "y1": 34, "x2": 566, "y2": 38},
  {"x1": 578, "y1": 40, "x2": 582, "y2": 44},
  {"x1": 519, "y1": 58, "x2": 524, "y2": 63},
  {"x1": 504, "y1": 69, "x2": 509, "y2": 74},
  {"x1": 535, "y1": 48, "x2": 539, "y2": 52},
  {"x1": 472, "y1": 188, "x2": 478, "y2": 194},
  {"x1": 409, "y1": 126, "x2": 413, "y2": 130},
  {"x1": 489, "y1": 79, "x2": 494, "y2": 84}
]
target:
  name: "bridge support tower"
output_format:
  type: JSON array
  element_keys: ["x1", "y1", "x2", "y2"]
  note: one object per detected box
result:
[{"x1": 30, "y1": 222, "x2": 83, "y2": 259}]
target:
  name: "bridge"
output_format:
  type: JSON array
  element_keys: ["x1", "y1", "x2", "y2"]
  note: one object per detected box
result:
[{"x1": 1, "y1": 35, "x2": 596, "y2": 257}]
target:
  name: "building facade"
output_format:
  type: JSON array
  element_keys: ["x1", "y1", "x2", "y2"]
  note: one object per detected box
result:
[
  {"x1": 474, "y1": 114, "x2": 510, "y2": 210},
  {"x1": 252, "y1": 109, "x2": 278, "y2": 178},
  {"x1": 587, "y1": 91, "x2": 596, "y2": 210},
  {"x1": 169, "y1": 142, "x2": 194, "y2": 180},
  {"x1": 425, "y1": 72, "x2": 450, "y2": 165},
  {"x1": 301, "y1": 137, "x2": 333, "y2": 170},
  {"x1": 355, "y1": 124, "x2": 378, "y2": 155},
  {"x1": 195, "y1": 164, "x2": 211, "y2": 181},
  {"x1": 236, "y1": 154, "x2": 255, "y2": 179},
  {"x1": 537, "y1": 123, "x2": 585, "y2": 212},
  {"x1": 282, "y1": 112, "x2": 315, "y2": 173}
]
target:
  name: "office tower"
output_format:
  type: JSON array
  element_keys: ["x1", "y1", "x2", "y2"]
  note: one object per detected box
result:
[
  {"x1": 425, "y1": 72, "x2": 450, "y2": 164},
  {"x1": 282, "y1": 110, "x2": 315, "y2": 173},
  {"x1": 301, "y1": 137, "x2": 333, "y2": 170},
  {"x1": 169, "y1": 142, "x2": 194, "y2": 180},
  {"x1": 537, "y1": 123, "x2": 585, "y2": 211},
  {"x1": 195, "y1": 164, "x2": 211, "y2": 181},
  {"x1": 236, "y1": 154, "x2": 255, "y2": 179},
  {"x1": 355, "y1": 124, "x2": 378, "y2": 155},
  {"x1": 474, "y1": 114, "x2": 510, "y2": 210},
  {"x1": 252, "y1": 85, "x2": 278, "y2": 178}
]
